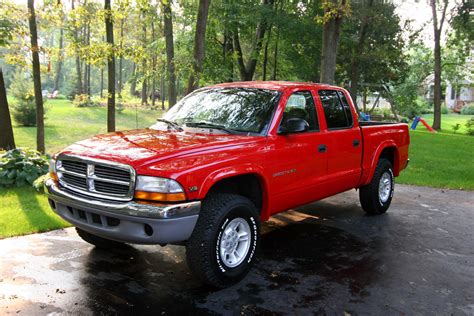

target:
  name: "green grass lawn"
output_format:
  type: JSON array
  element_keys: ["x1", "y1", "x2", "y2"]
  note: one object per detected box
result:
[
  {"x1": 1, "y1": 104, "x2": 473, "y2": 238},
  {"x1": 397, "y1": 130, "x2": 474, "y2": 190},
  {"x1": 396, "y1": 113, "x2": 474, "y2": 190},
  {"x1": 417, "y1": 113, "x2": 473, "y2": 135},
  {"x1": 0, "y1": 186, "x2": 70, "y2": 238},
  {"x1": 13, "y1": 99, "x2": 161, "y2": 155}
]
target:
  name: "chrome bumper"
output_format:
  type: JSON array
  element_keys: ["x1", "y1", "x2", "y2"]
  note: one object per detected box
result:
[{"x1": 45, "y1": 178, "x2": 200, "y2": 245}]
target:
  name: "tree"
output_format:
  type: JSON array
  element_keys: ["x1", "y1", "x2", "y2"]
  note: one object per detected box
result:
[
  {"x1": 347, "y1": 0, "x2": 373, "y2": 104},
  {"x1": 105, "y1": 0, "x2": 115, "y2": 132},
  {"x1": 337, "y1": 0, "x2": 405, "y2": 109},
  {"x1": 0, "y1": 68, "x2": 15, "y2": 150},
  {"x1": 27, "y1": 0, "x2": 45, "y2": 154},
  {"x1": 162, "y1": 0, "x2": 177, "y2": 107},
  {"x1": 430, "y1": 0, "x2": 448, "y2": 131},
  {"x1": 0, "y1": 16, "x2": 15, "y2": 150},
  {"x1": 186, "y1": 0, "x2": 211, "y2": 93},
  {"x1": 232, "y1": 0, "x2": 274, "y2": 81},
  {"x1": 319, "y1": 0, "x2": 350, "y2": 84}
]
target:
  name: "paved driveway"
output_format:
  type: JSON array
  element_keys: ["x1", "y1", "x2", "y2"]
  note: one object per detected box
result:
[{"x1": 1, "y1": 185, "x2": 473, "y2": 315}]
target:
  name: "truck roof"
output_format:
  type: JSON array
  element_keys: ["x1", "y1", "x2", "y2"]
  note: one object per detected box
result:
[{"x1": 209, "y1": 81, "x2": 341, "y2": 92}]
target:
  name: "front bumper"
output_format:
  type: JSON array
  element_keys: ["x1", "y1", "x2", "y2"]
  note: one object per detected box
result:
[{"x1": 45, "y1": 178, "x2": 200, "y2": 245}]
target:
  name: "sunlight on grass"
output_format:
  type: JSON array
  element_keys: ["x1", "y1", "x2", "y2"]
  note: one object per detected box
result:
[
  {"x1": 397, "y1": 130, "x2": 474, "y2": 190},
  {"x1": 0, "y1": 187, "x2": 70, "y2": 238},
  {"x1": 12, "y1": 100, "x2": 161, "y2": 154}
]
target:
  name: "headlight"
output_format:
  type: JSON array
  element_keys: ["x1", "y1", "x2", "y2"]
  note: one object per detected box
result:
[
  {"x1": 49, "y1": 159, "x2": 58, "y2": 181},
  {"x1": 134, "y1": 176, "x2": 186, "y2": 202}
]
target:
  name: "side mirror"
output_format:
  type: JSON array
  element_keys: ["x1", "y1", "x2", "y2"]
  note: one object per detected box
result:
[{"x1": 278, "y1": 118, "x2": 309, "y2": 134}]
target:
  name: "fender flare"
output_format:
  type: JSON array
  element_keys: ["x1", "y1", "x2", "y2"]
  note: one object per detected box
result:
[
  {"x1": 363, "y1": 141, "x2": 400, "y2": 185},
  {"x1": 198, "y1": 164, "x2": 270, "y2": 219}
]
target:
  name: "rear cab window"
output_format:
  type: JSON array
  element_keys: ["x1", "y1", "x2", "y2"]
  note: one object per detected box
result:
[{"x1": 318, "y1": 90, "x2": 353, "y2": 130}]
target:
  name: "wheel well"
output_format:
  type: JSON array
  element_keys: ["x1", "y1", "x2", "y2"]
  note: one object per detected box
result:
[
  {"x1": 379, "y1": 146, "x2": 398, "y2": 174},
  {"x1": 206, "y1": 174, "x2": 263, "y2": 212}
]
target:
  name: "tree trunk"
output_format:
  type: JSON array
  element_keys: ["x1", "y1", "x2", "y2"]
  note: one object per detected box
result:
[
  {"x1": 0, "y1": 68, "x2": 15, "y2": 150},
  {"x1": 53, "y1": 28, "x2": 64, "y2": 92},
  {"x1": 430, "y1": 0, "x2": 448, "y2": 131},
  {"x1": 262, "y1": 25, "x2": 272, "y2": 81},
  {"x1": 162, "y1": 0, "x2": 177, "y2": 107},
  {"x1": 432, "y1": 30, "x2": 442, "y2": 130},
  {"x1": 349, "y1": 0, "x2": 373, "y2": 104},
  {"x1": 141, "y1": 22, "x2": 148, "y2": 105},
  {"x1": 118, "y1": 19, "x2": 124, "y2": 99},
  {"x1": 71, "y1": 0, "x2": 83, "y2": 95},
  {"x1": 186, "y1": 0, "x2": 211, "y2": 94},
  {"x1": 105, "y1": 0, "x2": 115, "y2": 132},
  {"x1": 272, "y1": 26, "x2": 279, "y2": 80},
  {"x1": 151, "y1": 21, "x2": 157, "y2": 106},
  {"x1": 130, "y1": 62, "x2": 137, "y2": 96},
  {"x1": 28, "y1": 0, "x2": 45, "y2": 154},
  {"x1": 100, "y1": 67, "x2": 104, "y2": 98},
  {"x1": 223, "y1": 30, "x2": 234, "y2": 81},
  {"x1": 319, "y1": 0, "x2": 345, "y2": 85}
]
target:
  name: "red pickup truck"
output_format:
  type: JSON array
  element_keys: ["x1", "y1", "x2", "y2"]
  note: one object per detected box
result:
[{"x1": 46, "y1": 81, "x2": 409, "y2": 288}]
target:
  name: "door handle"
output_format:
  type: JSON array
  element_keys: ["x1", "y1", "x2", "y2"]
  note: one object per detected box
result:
[
  {"x1": 353, "y1": 139, "x2": 360, "y2": 147},
  {"x1": 318, "y1": 144, "x2": 327, "y2": 153}
]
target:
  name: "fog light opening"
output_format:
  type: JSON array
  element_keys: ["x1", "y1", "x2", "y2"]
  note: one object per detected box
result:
[
  {"x1": 48, "y1": 199, "x2": 56, "y2": 210},
  {"x1": 144, "y1": 224, "x2": 153, "y2": 237}
]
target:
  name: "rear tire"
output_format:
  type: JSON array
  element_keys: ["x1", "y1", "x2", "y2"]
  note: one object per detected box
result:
[
  {"x1": 186, "y1": 193, "x2": 260, "y2": 288},
  {"x1": 359, "y1": 158, "x2": 394, "y2": 215},
  {"x1": 76, "y1": 227, "x2": 126, "y2": 249}
]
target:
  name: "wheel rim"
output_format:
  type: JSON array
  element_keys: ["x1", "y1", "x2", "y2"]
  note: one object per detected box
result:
[
  {"x1": 219, "y1": 217, "x2": 251, "y2": 268},
  {"x1": 378, "y1": 172, "x2": 392, "y2": 203}
]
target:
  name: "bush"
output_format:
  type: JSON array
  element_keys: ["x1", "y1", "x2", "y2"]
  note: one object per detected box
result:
[
  {"x1": 73, "y1": 94, "x2": 100, "y2": 107},
  {"x1": 461, "y1": 104, "x2": 474, "y2": 115},
  {"x1": 0, "y1": 148, "x2": 49, "y2": 187},
  {"x1": 441, "y1": 105, "x2": 449, "y2": 114},
  {"x1": 452, "y1": 123, "x2": 461, "y2": 133},
  {"x1": 466, "y1": 118, "x2": 474, "y2": 136},
  {"x1": 10, "y1": 71, "x2": 45, "y2": 126}
]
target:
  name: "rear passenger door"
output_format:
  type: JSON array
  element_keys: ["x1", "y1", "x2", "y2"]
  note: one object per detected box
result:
[{"x1": 317, "y1": 90, "x2": 362, "y2": 191}]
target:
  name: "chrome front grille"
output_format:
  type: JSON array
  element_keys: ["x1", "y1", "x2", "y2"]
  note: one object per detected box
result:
[{"x1": 56, "y1": 155, "x2": 135, "y2": 201}]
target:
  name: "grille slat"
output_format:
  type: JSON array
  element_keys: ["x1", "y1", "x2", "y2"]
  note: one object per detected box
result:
[
  {"x1": 61, "y1": 160, "x2": 87, "y2": 174},
  {"x1": 57, "y1": 157, "x2": 134, "y2": 200}
]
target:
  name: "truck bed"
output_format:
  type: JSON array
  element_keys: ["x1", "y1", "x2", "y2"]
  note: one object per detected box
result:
[{"x1": 358, "y1": 122, "x2": 410, "y2": 186}]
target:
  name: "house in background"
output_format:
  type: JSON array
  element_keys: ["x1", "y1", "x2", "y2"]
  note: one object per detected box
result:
[{"x1": 445, "y1": 80, "x2": 474, "y2": 112}]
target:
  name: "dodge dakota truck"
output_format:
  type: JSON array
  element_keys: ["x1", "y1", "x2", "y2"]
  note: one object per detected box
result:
[{"x1": 45, "y1": 81, "x2": 409, "y2": 288}]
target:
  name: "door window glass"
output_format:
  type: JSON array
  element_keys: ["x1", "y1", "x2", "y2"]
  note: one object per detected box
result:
[
  {"x1": 280, "y1": 91, "x2": 319, "y2": 131},
  {"x1": 319, "y1": 90, "x2": 352, "y2": 129}
]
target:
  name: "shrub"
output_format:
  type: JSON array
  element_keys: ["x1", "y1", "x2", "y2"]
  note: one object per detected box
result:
[
  {"x1": 10, "y1": 71, "x2": 45, "y2": 126},
  {"x1": 452, "y1": 123, "x2": 461, "y2": 133},
  {"x1": 0, "y1": 148, "x2": 49, "y2": 187},
  {"x1": 461, "y1": 104, "x2": 474, "y2": 115},
  {"x1": 466, "y1": 118, "x2": 474, "y2": 136},
  {"x1": 441, "y1": 105, "x2": 449, "y2": 114},
  {"x1": 116, "y1": 102, "x2": 125, "y2": 114},
  {"x1": 73, "y1": 94, "x2": 100, "y2": 107}
]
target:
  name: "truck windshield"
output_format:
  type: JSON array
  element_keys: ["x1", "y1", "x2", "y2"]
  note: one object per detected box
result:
[{"x1": 153, "y1": 87, "x2": 281, "y2": 134}]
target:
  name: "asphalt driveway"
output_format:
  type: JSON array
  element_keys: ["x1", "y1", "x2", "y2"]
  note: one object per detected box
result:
[{"x1": 1, "y1": 184, "x2": 473, "y2": 315}]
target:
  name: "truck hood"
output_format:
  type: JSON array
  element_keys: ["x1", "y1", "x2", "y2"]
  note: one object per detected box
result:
[{"x1": 60, "y1": 129, "x2": 262, "y2": 168}]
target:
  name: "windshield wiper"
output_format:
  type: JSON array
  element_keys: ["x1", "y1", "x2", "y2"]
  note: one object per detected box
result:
[
  {"x1": 185, "y1": 121, "x2": 237, "y2": 134},
  {"x1": 156, "y1": 119, "x2": 183, "y2": 131}
]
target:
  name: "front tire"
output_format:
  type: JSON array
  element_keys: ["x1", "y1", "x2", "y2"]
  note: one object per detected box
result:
[
  {"x1": 186, "y1": 194, "x2": 260, "y2": 288},
  {"x1": 359, "y1": 158, "x2": 394, "y2": 215}
]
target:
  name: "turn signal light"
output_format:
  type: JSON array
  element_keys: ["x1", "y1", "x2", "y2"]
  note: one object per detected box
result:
[
  {"x1": 49, "y1": 172, "x2": 58, "y2": 182},
  {"x1": 134, "y1": 191, "x2": 186, "y2": 202}
]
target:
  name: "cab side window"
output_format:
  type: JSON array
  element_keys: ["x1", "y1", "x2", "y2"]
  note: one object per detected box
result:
[
  {"x1": 319, "y1": 90, "x2": 353, "y2": 129},
  {"x1": 280, "y1": 91, "x2": 319, "y2": 131}
]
